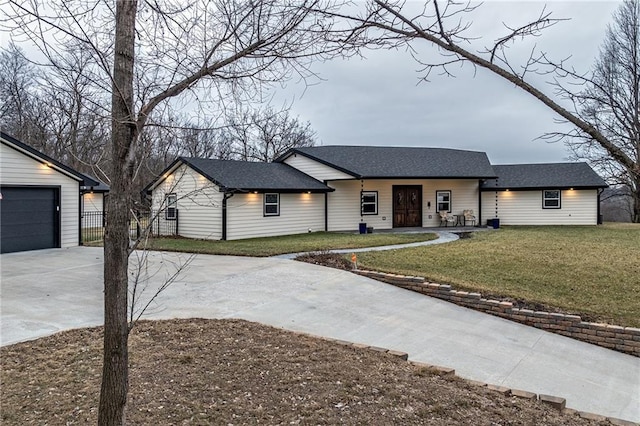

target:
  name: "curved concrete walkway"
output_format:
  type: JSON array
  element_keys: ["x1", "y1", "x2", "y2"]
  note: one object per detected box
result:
[
  {"x1": 1, "y1": 246, "x2": 638, "y2": 423},
  {"x1": 273, "y1": 231, "x2": 460, "y2": 259}
]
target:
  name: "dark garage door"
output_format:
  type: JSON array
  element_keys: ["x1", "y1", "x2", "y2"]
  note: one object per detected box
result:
[{"x1": 0, "y1": 186, "x2": 60, "y2": 254}]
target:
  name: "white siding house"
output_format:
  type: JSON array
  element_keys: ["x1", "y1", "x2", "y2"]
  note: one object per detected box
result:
[
  {"x1": 1, "y1": 132, "x2": 99, "y2": 253},
  {"x1": 144, "y1": 147, "x2": 608, "y2": 241},
  {"x1": 145, "y1": 157, "x2": 332, "y2": 241},
  {"x1": 480, "y1": 164, "x2": 607, "y2": 226},
  {"x1": 80, "y1": 174, "x2": 109, "y2": 229},
  {"x1": 282, "y1": 153, "x2": 354, "y2": 181},
  {"x1": 481, "y1": 189, "x2": 599, "y2": 226},
  {"x1": 325, "y1": 178, "x2": 481, "y2": 231},
  {"x1": 278, "y1": 146, "x2": 495, "y2": 231},
  {"x1": 82, "y1": 192, "x2": 104, "y2": 213},
  {"x1": 227, "y1": 192, "x2": 325, "y2": 240},
  {"x1": 151, "y1": 164, "x2": 224, "y2": 240}
]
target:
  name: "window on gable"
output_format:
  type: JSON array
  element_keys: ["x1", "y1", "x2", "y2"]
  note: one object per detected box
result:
[
  {"x1": 436, "y1": 190, "x2": 451, "y2": 212},
  {"x1": 264, "y1": 193, "x2": 280, "y2": 216},
  {"x1": 543, "y1": 190, "x2": 561, "y2": 209},
  {"x1": 361, "y1": 191, "x2": 378, "y2": 215},
  {"x1": 165, "y1": 193, "x2": 177, "y2": 220}
]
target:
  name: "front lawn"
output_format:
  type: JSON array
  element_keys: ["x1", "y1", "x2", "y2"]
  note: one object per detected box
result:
[
  {"x1": 355, "y1": 224, "x2": 640, "y2": 328},
  {"x1": 140, "y1": 231, "x2": 437, "y2": 257}
]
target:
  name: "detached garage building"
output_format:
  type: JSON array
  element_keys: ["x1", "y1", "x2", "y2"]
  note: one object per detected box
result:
[{"x1": 0, "y1": 132, "x2": 99, "y2": 254}]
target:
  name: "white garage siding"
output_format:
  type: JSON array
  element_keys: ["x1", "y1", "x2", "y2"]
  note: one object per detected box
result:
[
  {"x1": 481, "y1": 189, "x2": 599, "y2": 225},
  {"x1": 283, "y1": 153, "x2": 353, "y2": 181},
  {"x1": 81, "y1": 192, "x2": 105, "y2": 228},
  {"x1": 226, "y1": 192, "x2": 325, "y2": 240},
  {"x1": 327, "y1": 179, "x2": 481, "y2": 231},
  {"x1": 82, "y1": 192, "x2": 104, "y2": 212},
  {"x1": 0, "y1": 142, "x2": 80, "y2": 248},
  {"x1": 151, "y1": 165, "x2": 223, "y2": 240}
]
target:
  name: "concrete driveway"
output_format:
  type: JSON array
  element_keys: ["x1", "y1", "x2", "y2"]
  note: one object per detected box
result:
[{"x1": 1, "y1": 246, "x2": 639, "y2": 423}]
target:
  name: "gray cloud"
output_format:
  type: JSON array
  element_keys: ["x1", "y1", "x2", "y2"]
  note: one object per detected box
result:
[{"x1": 275, "y1": 1, "x2": 621, "y2": 164}]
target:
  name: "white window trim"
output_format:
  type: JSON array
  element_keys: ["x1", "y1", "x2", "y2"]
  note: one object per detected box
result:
[
  {"x1": 436, "y1": 190, "x2": 452, "y2": 213},
  {"x1": 543, "y1": 190, "x2": 561, "y2": 209},
  {"x1": 264, "y1": 193, "x2": 280, "y2": 217},
  {"x1": 165, "y1": 193, "x2": 177, "y2": 220},
  {"x1": 361, "y1": 191, "x2": 378, "y2": 215}
]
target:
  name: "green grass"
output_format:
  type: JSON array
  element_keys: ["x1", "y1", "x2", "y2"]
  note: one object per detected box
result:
[
  {"x1": 140, "y1": 231, "x2": 437, "y2": 257},
  {"x1": 356, "y1": 224, "x2": 640, "y2": 328},
  {"x1": 81, "y1": 227, "x2": 104, "y2": 243}
]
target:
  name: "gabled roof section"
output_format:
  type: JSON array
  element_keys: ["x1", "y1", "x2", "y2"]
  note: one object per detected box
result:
[
  {"x1": 79, "y1": 173, "x2": 110, "y2": 192},
  {"x1": 482, "y1": 163, "x2": 608, "y2": 190},
  {"x1": 145, "y1": 157, "x2": 333, "y2": 193},
  {"x1": 1, "y1": 131, "x2": 95, "y2": 185},
  {"x1": 276, "y1": 145, "x2": 497, "y2": 179}
]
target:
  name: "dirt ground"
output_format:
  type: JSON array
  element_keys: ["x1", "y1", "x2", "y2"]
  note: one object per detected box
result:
[{"x1": 1, "y1": 318, "x2": 605, "y2": 425}]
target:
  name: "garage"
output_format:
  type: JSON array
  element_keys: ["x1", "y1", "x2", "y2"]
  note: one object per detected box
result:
[
  {"x1": 0, "y1": 186, "x2": 61, "y2": 253},
  {"x1": 1, "y1": 132, "x2": 98, "y2": 254}
]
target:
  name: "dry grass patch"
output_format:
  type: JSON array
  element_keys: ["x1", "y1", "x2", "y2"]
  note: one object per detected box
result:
[{"x1": 1, "y1": 319, "x2": 602, "y2": 425}]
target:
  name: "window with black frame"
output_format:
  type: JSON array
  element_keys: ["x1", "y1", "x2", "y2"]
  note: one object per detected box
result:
[
  {"x1": 264, "y1": 193, "x2": 280, "y2": 216},
  {"x1": 361, "y1": 191, "x2": 378, "y2": 215},
  {"x1": 436, "y1": 190, "x2": 451, "y2": 212},
  {"x1": 543, "y1": 190, "x2": 561, "y2": 209},
  {"x1": 165, "y1": 193, "x2": 177, "y2": 220}
]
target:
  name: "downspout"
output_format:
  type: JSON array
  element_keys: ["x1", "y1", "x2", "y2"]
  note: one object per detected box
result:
[
  {"x1": 79, "y1": 187, "x2": 83, "y2": 246},
  {"x1": 597, "y1": 188, "x2": 604, "y2": 225},
  {"x1": 222, "y1": 191, "x2": 235, "y2": 240},
  {"x1": 324, "y1": 181, "x2": 329, "y2": 232},
  {"x1": 477, "y1": 180, "x2": 483, "y2": 228}
]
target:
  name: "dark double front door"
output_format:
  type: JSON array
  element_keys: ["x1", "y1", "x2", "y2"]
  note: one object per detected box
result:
[{"x1": 393, "y1": 185, "x2": 422, "y2": 227}]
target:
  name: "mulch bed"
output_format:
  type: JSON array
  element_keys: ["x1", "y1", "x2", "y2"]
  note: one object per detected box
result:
[{"x1": 1, "y1": 319, "x2": 602, "y2": 425}]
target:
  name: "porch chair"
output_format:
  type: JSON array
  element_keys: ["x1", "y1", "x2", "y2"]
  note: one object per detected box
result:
[
  {"x1": 439, "y1": 211, "x2": 456, "y2": 227},
  {"x1": 463, "y1": 209, "x2": 477, "y2": 226}
]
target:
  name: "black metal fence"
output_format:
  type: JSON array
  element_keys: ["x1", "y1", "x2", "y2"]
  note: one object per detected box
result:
[
  {"x1": 81, "y1": 210, "x2": 179, "y2": 245},
  {"x1": 145, "y1": 209, "x2": 179, "y2": 238},
  {"x1": 82, "y1": 211, "x2": 105, "y2": 243}
]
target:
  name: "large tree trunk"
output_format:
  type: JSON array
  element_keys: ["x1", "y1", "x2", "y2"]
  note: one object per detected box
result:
[{"x1": 98, "y1": 1, "x2": 138, "y2": 425}]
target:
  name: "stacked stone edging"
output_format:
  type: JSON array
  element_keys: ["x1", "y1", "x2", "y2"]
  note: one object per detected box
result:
[
  {"x1": 355, "y1": 270, "x2": 640, "y2": 357},
  {"x1": 298, "y1": 331, "x2": 639, "y2": 425}
]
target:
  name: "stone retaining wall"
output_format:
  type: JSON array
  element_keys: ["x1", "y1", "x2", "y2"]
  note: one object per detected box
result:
[
  {"x1": 355, "y1": 270, "x2": 640, "y2": 357},
  {"x1": 298, "y1": 331, "x2": 639, "y2": 425}
]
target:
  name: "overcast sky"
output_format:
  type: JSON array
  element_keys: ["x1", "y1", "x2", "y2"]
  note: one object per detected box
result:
[
  {"x1": 1, "y1": 1, "x2": 620, "y2": 165},
  {"x1": 273, "y1": 1, "x2": 621, "y2": 165}
]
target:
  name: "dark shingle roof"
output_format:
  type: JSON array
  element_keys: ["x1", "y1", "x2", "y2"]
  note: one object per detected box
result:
[
  {"x1": 277, "y1": 146, "x2": 496, "y2": 179},
  {"x1": 482, "y1": 163, "x2": 608, "y2": 190},
  {"x1": 177, "y1": 157, "x2": 332, "y2": 192},
  {"x1": 79, "y1": 173, "x2": 110, "y2": 192}
]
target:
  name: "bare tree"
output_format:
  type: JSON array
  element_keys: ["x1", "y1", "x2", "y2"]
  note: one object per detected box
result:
[
  {"x1": 2, "y1": 0, "x2": 353, "y2": 423},
  {"x1": 220, "y1": 106, "x2": 317, "y2": 161},
  {"x1": 41, "y1": 45, "x2": 111, "y2": 171},
  {"x1": 336, "y1": 0, "x2": 640, "y2": 222},
  {"x1": 0, "y1": 43, "x2": 110, "y2": 177},
  {"x1": 560, "y1": 0, "x2": 639, "y2": 222},
  {"x1": 0, "y1": 43, "x2": 47, "y2": 148}
]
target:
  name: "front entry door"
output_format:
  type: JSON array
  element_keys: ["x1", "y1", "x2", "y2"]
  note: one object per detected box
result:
[{"x1": 393, "y1": 186, "x2": 422, "y2": 227}]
